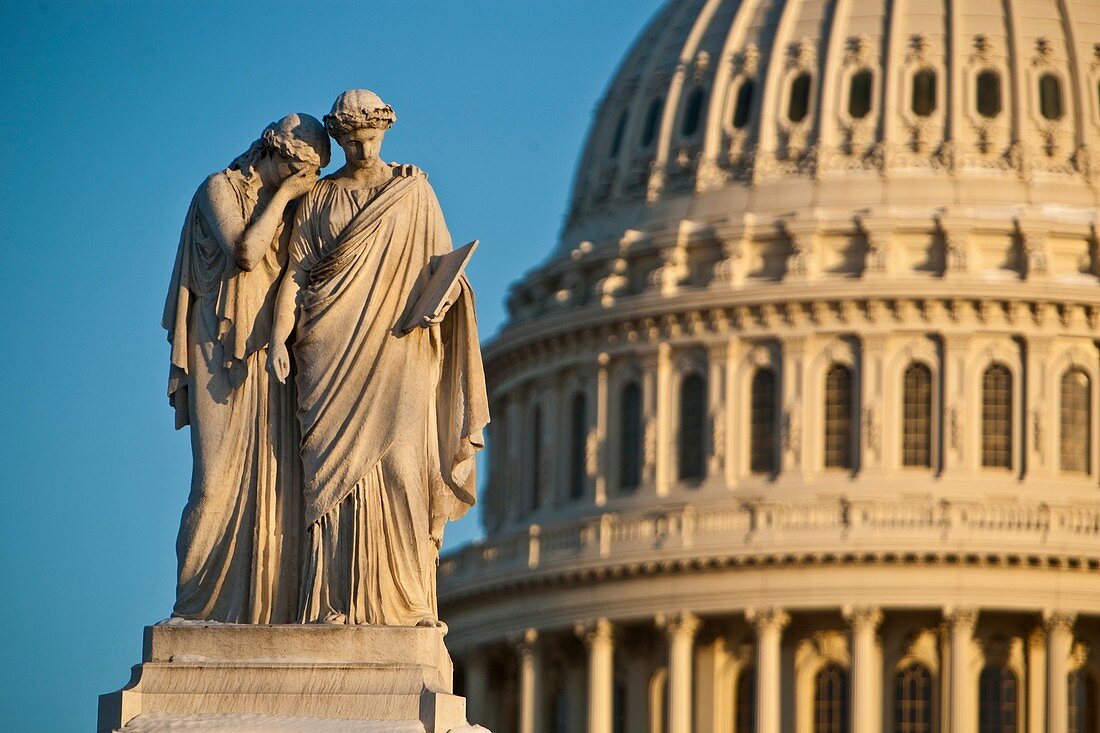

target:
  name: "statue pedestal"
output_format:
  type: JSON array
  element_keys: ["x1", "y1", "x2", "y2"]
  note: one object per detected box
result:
[{"x1": 98, "y1": 624, "x2": 475, "y2": 733}]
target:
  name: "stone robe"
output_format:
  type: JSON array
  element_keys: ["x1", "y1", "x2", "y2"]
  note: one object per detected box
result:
[
  {"x1": 163, "y1": 169, "x2": 302, "y2": 623},
  {"x1": 287, "y1": 174, "x2": 488, "y2": 625}
]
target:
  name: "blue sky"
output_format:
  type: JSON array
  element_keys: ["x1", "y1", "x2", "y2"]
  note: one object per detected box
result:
[{"x1": 0, "y1": 0, "x2": 664, "y2": 728}]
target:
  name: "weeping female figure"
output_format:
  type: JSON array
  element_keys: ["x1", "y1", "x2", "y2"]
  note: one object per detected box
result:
[{"x1": 163, "y1": 114, "x2": 329, "y2": 623}]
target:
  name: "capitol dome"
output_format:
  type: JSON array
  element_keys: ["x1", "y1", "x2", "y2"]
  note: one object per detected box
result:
[{"x1": 441, "y1": 2, "x2": 1100, "y2": 732}]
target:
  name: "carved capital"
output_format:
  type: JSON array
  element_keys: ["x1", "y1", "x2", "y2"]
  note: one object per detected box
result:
[
  {"x1": 843, "y1": 605, "x2": 884, "y2": 632},
  {"x1": 513, "y1": 627, "x2": 540, "y2": 659},
  {"x1": 1043, "y1": 610, "x2": 1077, "y2": 635},
  {"x1": 575, "y1": 617, "x2": 615, "y2": 649},
  {"x1": 943, "y1": 606, "x2": 979, "y2": 634},
  {"x1": 661, "y1": 611, "x2": 702, "y2": 642},
  {"x1": 746, "y1": 607, "x2": 791, "y2": 635}
]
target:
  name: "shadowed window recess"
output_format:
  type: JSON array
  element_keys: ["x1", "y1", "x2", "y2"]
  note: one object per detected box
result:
[
  {"x1": 681, "y1": 86, "x2": 706, "y2": 137},
  {"x1": 902, "y1": 364, "x2": 933, "y2": 468},
  {"x1": 977, "y1": 69, "x2": 1003, "y2": 118},
  {"x1": 750, "y1": 368, "x2": 778, "y2": 475},
  {"x1": 848, "y1": 69, "x2": 873, "y2": 119},
  {"x1": 982, "y1": 364, "x2": 1013, "y2": 469},
  {"x1": 814, "y1": 664, "x2": 850, "y2": 733},
  {"x1": 788, "y1": 72, "x2": 812, "y2": 123},
  {"x1": 978, "y1": 665, "x2": 1017, "y2": 733},
  {"x1": 619, "y1": 381, "x2": 643, "y2": 491},
  {"x1": 911, "y1": 68, "x2": 937, "y2": 117},
  {"x1": 642, "y1": 98, "x2": 663, "y2": 147},
  {"x1": 824, "y1": 365, "x2": 855, "y2": 470},
  {"x1": 1039, "y1": 73, "x2": 1064, "y2": 121},
  {"x1": 1061, "y1": 369, "x2": 1091, "y2": 474},
  {"x1": 735, "y1": 666, "x2": 756, "y2": 733},
  {"x1": 732, "y1": 79, "x2": 755, "y2": 129},
  {"x1": 894, "y1": 663, "x2": 933, "y2": 733},
  {"x1": 531, "y1": 404, "x2": 543, "y2": 509},
  {"x1": 678, "y1": 373, "x2": 707, "y2": 482}
]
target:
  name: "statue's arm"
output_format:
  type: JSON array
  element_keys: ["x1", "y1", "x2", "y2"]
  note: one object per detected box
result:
[
  {"x1": 267, "y1": 258, "x2": 307, "y2": 384},
  {"x1": 198, "y1": 170, "x2": 318, "y2": 272}
]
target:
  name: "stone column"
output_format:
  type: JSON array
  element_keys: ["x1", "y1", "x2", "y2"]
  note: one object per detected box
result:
[
  {"x1": 1026, "y1": 337, "x2": 1055, "y2": 479},
  {"x1": 705, "y1": 341, "x2": 729, "y2": 484},
  {"x1": 748, "y1": 607, "x2": 790, "y2": 733},
  {"x1": 845, "y1": 606, "x2": 884, "y2": 733},
  {"x1": 940, "y1": 335, "x2": 970, "y2": 475},
  {"x1": 464, "y1": 648, "x2": 492, "y2": 730},
  {"x1": 1027, "y1": 626, "x2": 1047, "y2": 733},
  {"x1": 664, "y1": 612, "x2": 701, "y2": 733},
  {"x1": 859, "y1": 334, "x2": 887, "y2": 473},
  {"x1": 779, "y1": 337, "x2": 806, "y2": 476},
  {"x1": 944, "y1": 608, "x2": 978, "y2": 733},
  {"x1": 577, "y1": 618, "x2": 615, "y2": 733},
  {"x1": 595, "y1": 353, "x2": 609, "y2": 506},
  {"x1": 1045, "y1": 611, "x2": 1077, "y2": 733},
  {"x1": 516, "y1": 628, "x2": 543, "y2": 733}
]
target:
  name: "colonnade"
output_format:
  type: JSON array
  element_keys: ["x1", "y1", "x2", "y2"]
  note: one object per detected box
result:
[{"x1": 459, "y1": 607, "x2": 1092, "y2": 733}]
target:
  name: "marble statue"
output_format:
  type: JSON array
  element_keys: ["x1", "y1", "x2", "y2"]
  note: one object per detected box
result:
[
  {"x1": 163, "y1": 114, "x2": 329, "y2": 624},
  {"x1": 120, "y1": 93, "x2": 491, "y2": 733},
  {"x1": 269, "y1": 89, "x2": 489, "y2": 627}
]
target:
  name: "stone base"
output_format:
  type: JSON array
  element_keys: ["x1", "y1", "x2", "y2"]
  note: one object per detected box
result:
[{"x1": 98, "y1": 624, "x2": 477, "y2": 733}]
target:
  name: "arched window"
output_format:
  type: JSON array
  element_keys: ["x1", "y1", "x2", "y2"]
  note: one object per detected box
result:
[
  {"x1": 848, "y1": 69, "x2": 874, "y2": 119},
  {"x1": 911, "y1": 69, "x2": 937, "y2": 117},
  {"x1": 982, "y1": 364, "x2": 1013, "y2": 469},
  {"x1": 569, "y1": 391, "x2": 588, "y2": 499},
  {"x1": 610, "y1": 110, "x2": 628, "y2": 158},
  {"x1": 788, "y1": 72, "x2": 813, "y2": 123},
  {"x1": 814, "y1": 664, "x2": 850, "y2": 733},
  {"x1": 824, "y1": 365, "x2": 855, "y2": 470},
  {"x1": 619, "y1": 381, "x2": 643, "y2": 491},
  {"x1": 894, "y1": 663, "x2": 933, "y2": 733},
  {"x1": 902, "y1": 364, "x2": 933, "y2": 468},
  {"x1": 678, "y1": 373, "x2": 707, "y2": 482},
  {"x1": 977, "y1": 69, "x2": 1003, "y2": 118},
  {"x1": 649, "y1": 669, "x2": 669, "y2": 733},
  {"x1": 978, "y1": 665, "x2": 1018, "y2": 733},
  {"x1": 1039, "y1": 73, "x2": 1064, "y2": 121},
  {"x1": 641, "y1": 98, "x2": 663, "y2": 147},
  {"x1": 1069, "y1": 669, "x2": 1097, "y2": 733},
  {"x1": 732, "y1": 79, "x2": 755, "y2": 128},
  {"x1": 751, "y1": 368, "x2": 778, "y2": 474},
  {"x1": 681, "y1": 86, "x2": 706, "y2": 137},
  {"x1": 736, "y1": 666, "x2": 757, "y2": 733},
  {"x1": 1061, "y1": 369, "x2": 1091, "y2": 474},
  {"x1": 531, "y1": 405, "x2": 543, "y2": 509}
]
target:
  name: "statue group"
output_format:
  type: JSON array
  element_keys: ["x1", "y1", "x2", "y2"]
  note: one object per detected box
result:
[{"x1": 163, "y1": 89, "x2": 489, "y2": 628}]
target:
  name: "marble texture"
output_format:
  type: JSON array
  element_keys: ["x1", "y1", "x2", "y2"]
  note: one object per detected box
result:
[{"x1": 98, "y1": 625, "x2": 470, "y2": 733}]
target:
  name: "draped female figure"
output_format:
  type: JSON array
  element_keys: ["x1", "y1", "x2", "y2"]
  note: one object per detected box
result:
[
  {"x1": 163, "y1": 114, "x2": 329, "y2": 623},
  {"x1": 269, "y1": 90, "x2": 489, "y2": 626}
]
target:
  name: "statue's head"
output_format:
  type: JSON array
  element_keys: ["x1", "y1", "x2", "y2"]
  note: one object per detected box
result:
[
  {"x1": 261, "y1": 113, "x2": 331, "y2": 176},
  {"x1": 230, "y1": 113, "x2": 330, "y2": 180},
  {"x1": 324, "y1": 89, "x2": 396, "y2": 168}
]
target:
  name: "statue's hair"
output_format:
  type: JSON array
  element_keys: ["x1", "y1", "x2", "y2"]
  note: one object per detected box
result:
[
  {"x1": 229, "y1": 113, "x2": 331, "y2": 173},
  {"x1": 324, "y1": 89, "x2": 396, "y2": 141}
]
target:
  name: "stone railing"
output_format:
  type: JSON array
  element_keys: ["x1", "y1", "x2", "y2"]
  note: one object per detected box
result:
[{"x1": 438, "y1": 498, "x2": 1100, "y2": 602}]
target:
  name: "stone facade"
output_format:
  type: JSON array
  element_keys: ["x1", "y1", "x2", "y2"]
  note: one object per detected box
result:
[{"x1": 440, "y1": 1, "x2": 1100, "y2": 732}]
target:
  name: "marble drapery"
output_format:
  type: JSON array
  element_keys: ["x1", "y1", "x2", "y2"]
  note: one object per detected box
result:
[
  {"x1": 163, "y1": 169, "x2": 302, "y2": 624},
  {"x1": 287, "y1": 174, "x2": 488, "y2": 625}
]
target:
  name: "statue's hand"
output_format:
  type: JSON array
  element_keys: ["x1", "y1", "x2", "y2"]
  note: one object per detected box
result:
[
  {"x1": 279, "y1": 167, "x2": 320, "y2": 200},
  {"x1": 391, "y1": 162, "x2": 426, "y2": 180},
  {"x1": 268, "y1": 342, "x2": 291, "y2": 384}
]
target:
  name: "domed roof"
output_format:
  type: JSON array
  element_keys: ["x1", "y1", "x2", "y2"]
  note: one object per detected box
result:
[{"x1": 545, "y1": 0, "x2": 1100, "y2": 270}]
